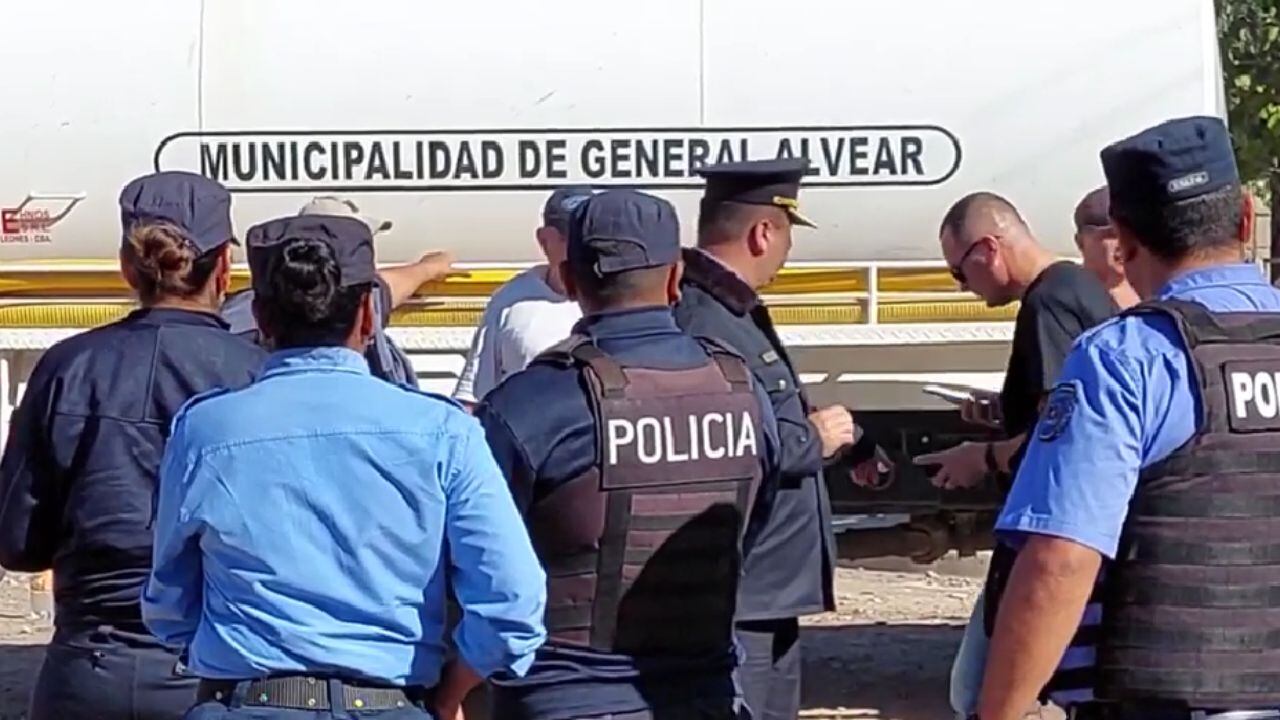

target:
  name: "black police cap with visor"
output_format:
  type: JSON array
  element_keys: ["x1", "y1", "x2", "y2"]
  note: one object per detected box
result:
[{"x1": 695, "y1": 157, "x2": 818, "y2": 228}]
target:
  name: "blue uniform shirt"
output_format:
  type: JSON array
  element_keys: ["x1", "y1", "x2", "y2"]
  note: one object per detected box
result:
[
  {"x1": 475, "y1": 306, "x2": 781, "y2": 720},
  {"x1": 0, "y1": 307, "x2": 265, "y2": 630},
  {"x1": 997, "y1": 262, "x2": 1280, "y2": 706},
  {"x1": 142, "y1": 346, "x2": 547, "y2": 685}
]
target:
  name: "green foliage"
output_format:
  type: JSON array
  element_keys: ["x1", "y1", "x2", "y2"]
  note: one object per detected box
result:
[{"x1": 1218, "y1": 0, "x2": 1280, "y2": 187}]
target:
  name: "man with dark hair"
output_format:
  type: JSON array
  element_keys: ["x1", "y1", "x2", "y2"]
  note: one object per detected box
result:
[
  {"x1": 476, "y1": 189, "x2": 780, "y2": 720},
  {"x1": 1075, "y1": 187, "x2": 1140, "y2": 309},
  {"x1": 673, "y1": 158, "x2": 849, "y2": 720},
  {"x1": 977, "y1": 115, "x2": 1278, "y2": 720},
  {"x1": 144, "y1": 215, "x2": 547, "y2": 720},
  {"x1": 913, "y1": 189, "x2": 1117, "y2": 719}
]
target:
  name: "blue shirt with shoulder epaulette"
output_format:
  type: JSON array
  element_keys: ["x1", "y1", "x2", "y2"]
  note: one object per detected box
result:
[
  {"x1": 997, "y1": 263, "x2": 1280, "y2": 709},
  {"x1": 142, "y1": 346, "x2": 548, "y2": 686},
  {"x1": 0, "y1": 307, "x2": 265, "y2": 631},
  {"x1": 475, "y1": 306, "x2": 781, "y2": 720}
]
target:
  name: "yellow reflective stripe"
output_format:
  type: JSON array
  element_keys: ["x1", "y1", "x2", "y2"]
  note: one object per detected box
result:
[
  {"x1": 0, "y1": 264, "x2": 969, "y2": 297},
  {"x1": 0, "y1": 297, "x2": 1018, "y2": 329}
]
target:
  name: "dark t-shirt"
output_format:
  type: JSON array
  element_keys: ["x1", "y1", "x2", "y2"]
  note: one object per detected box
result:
[
  {"x1": 1001, "y1": 261, "x2": 1118, "y2": 447},
  {"x1": 982, "y1": 261, "x2": 1117, "y2": 638}
]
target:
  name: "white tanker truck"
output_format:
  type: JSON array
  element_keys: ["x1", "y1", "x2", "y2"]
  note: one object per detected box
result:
[{"x1": 0, "y1": 0, "x2": 1245, "y2": 561}]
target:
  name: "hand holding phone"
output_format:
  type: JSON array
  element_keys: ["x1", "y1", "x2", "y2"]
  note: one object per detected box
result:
[{"x1": 922, "y1": 384, "x2": 975, "y2": 405}]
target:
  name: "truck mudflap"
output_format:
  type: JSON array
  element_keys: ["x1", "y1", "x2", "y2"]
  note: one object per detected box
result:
[{"x1": 824, "y1": 411, "x2": 1005, "y2": 564}]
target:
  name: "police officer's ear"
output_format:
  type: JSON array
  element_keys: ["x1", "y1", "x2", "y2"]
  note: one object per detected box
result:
[
  {"x1": 214, "y1": 243, "x2": 234, "y2": 297},
  {"x1": 745, "y1": 216, "x2": 772, "y2": 259},
  {"x1": 1239, "y1": 191, "x2": 1257, "y2": 248},
  {"x1": 559, "y1": 260, "x2": 581, "y2": 302},
  {"x1": 357, "y1": 288, "x2": 376, "y2": 347},
  {"x1": 665, "y1": 260, "x2": 684, "y2": 304},
  {"x1": 1111, "y1": 217, "x2": 1143, "y2": 267}
]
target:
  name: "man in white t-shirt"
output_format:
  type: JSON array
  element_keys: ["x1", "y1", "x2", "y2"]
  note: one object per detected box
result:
[{"x1": 453, "y1": 186, "x2": 593, "y2": 407}]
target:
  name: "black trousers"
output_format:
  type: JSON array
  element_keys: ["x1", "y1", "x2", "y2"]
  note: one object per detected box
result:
[
  {"x1": 734, "y1": 619, "x2": 801, "y2": 720},
  {"x1": 29, "y1": 625, "x2": 197, "y2": 720}
]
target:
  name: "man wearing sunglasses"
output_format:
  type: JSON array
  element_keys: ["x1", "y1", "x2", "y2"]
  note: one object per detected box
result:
[{"x1": 913, "y1": 191, "x2": 1117, "y2": 719}]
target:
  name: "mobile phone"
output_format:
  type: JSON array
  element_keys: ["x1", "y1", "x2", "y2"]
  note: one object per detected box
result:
[{"x1": 922, "y1": 384, "x2": 975, "y2": 405}]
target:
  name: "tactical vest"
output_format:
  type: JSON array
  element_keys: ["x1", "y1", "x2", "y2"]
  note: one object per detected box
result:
[
  {"x1": 1096, "y1": 299, "x2": 1280, "y2": 709},
  {"x1": 527, "y1": 335, "x2": 763, "y2": 658}
]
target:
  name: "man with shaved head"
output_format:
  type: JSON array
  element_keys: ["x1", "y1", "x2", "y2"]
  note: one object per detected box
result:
[
  {"x1": 1074, "y1": 187, "x2": 1140, "y2": 309},
  {"x1": 911, "y1": 191, "x2": 1118, "y2": 719}
]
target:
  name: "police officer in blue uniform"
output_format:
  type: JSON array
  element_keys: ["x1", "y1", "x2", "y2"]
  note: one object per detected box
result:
[
  {"x1": 476, "y1": 189, "x2": 781, "y2": 720},
  {"x1": 673, "y1": 158, "x2": 849, "y2": 720},
  {"x1": 0, "y1": 171, "x2": 266, "y2": 720},
  {"x1": 978, "y1": 116, "x2": 1280, "y2": 720},
  {"x1": 143, "y1": 213, "x2": 547, "y2": 720}
]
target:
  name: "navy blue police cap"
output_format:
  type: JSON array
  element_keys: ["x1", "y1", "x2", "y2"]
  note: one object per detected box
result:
[
  {"x1": 1101, "y1": 115, "x2": 1239, "y2": 217},
  {"x1": 119, "y1": 171, "x2": 235, "y2": 253},
  {"x1": 695, "y1": 157, "x2": 817, "y2": 228},
  {"x1": 567, "y1": 189, "x2": 680, "y2": 277},
  {"x1": 245, "y1": 215, "x2": 377, "y2": 295},
  {"x1": 543, "y1": 186, "x2": 595, "y2": 234}
]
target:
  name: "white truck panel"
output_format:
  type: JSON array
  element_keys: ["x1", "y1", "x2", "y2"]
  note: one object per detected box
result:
[
  {"x1": 0, "y1": 1, "x2": 201, "y2": 261},
  {"x1": 0, "y1": 0, "x2": 1222, "y2": 266}
]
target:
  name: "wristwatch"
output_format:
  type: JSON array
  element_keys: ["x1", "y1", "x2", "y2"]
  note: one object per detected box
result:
[{"x1": 984, "y1": 442, "x2": 999, "y2": 475}]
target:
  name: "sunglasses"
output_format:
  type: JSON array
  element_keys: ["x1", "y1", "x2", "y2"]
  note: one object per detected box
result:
[{"x1": 949, "y1": 240, "x2": 986, "y2": 285}]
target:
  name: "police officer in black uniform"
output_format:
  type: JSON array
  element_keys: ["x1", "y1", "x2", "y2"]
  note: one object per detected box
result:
[
  {"x1": 673, "y1": 158, "x2": 851, "y2": 720},
  {"x1": 0, "y1": 171, "x2": 266, "y2": 720},
  {"x1": 476, "y1": 189, "x2": 781, "y2": 720}
]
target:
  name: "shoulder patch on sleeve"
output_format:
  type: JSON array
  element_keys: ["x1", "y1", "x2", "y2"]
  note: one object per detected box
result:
[{"x1": 1036, "y1": 383, "x2": 1078, "y2": 442}]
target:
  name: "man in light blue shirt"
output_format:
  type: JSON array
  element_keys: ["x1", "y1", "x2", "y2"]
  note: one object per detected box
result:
[
  {"x1": 977, "y1": 117, "x2": 1279, "y2": 720},
  {"x1": 143, "y1": 214, "x2": 547, "y2": 720}
]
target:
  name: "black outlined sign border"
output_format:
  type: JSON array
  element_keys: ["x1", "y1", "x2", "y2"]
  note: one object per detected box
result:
[{"x1": 154, "y1": 125, "x2": 963, "y2": 193}]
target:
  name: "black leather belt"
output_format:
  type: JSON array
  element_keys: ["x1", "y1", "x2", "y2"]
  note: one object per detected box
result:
[{"x1": 197, "y1": 676, "x2": 430, "y2": 711}]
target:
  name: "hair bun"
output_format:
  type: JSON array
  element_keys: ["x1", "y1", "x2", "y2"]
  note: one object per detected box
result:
[{"x1": 267, "y1": 238, "x2": 341, "y2": 323}]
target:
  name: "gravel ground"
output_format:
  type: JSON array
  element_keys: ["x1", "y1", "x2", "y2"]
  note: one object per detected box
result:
[{"x1": 0, "y1": 563, "x2": 991, "y2": 720}]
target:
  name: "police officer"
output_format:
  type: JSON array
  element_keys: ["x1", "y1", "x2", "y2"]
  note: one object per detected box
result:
[
  {"x1": 0, "y1": 171, "x2": 266, "y2": 720},
  {"x1": 475, "y1": 189, "x2": 781, "y2": 720},
  {"x1": 978, "y1": 115, "x2": 1280, "y2": 720},
  {"x1": 219, "y1": 195, "x2": 454, "y2": 386},
  {"x1": 673, "y1": 158, "x2": 849, "y2": 720},
  {"x1": 143, "y1": 214, "x2": 547, "y2": 720}
]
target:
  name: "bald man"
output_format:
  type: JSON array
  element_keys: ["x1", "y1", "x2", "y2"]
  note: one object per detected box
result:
[
  {"x1": 906, "y1": 191, "x2": 1118, "y2": 719},
  {"x1": 1074, "y1": 186, "x2": 1140, "y2": 309}
]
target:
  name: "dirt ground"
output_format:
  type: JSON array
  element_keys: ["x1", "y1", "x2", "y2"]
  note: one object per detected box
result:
[{"x1": 0, "y1": 560, "x2": 989, "y2": 720}]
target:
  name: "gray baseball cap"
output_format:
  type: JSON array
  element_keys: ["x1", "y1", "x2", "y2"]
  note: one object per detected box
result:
[{"x1": 298, "y1": 196, "x2": 392, "y2": 235}]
